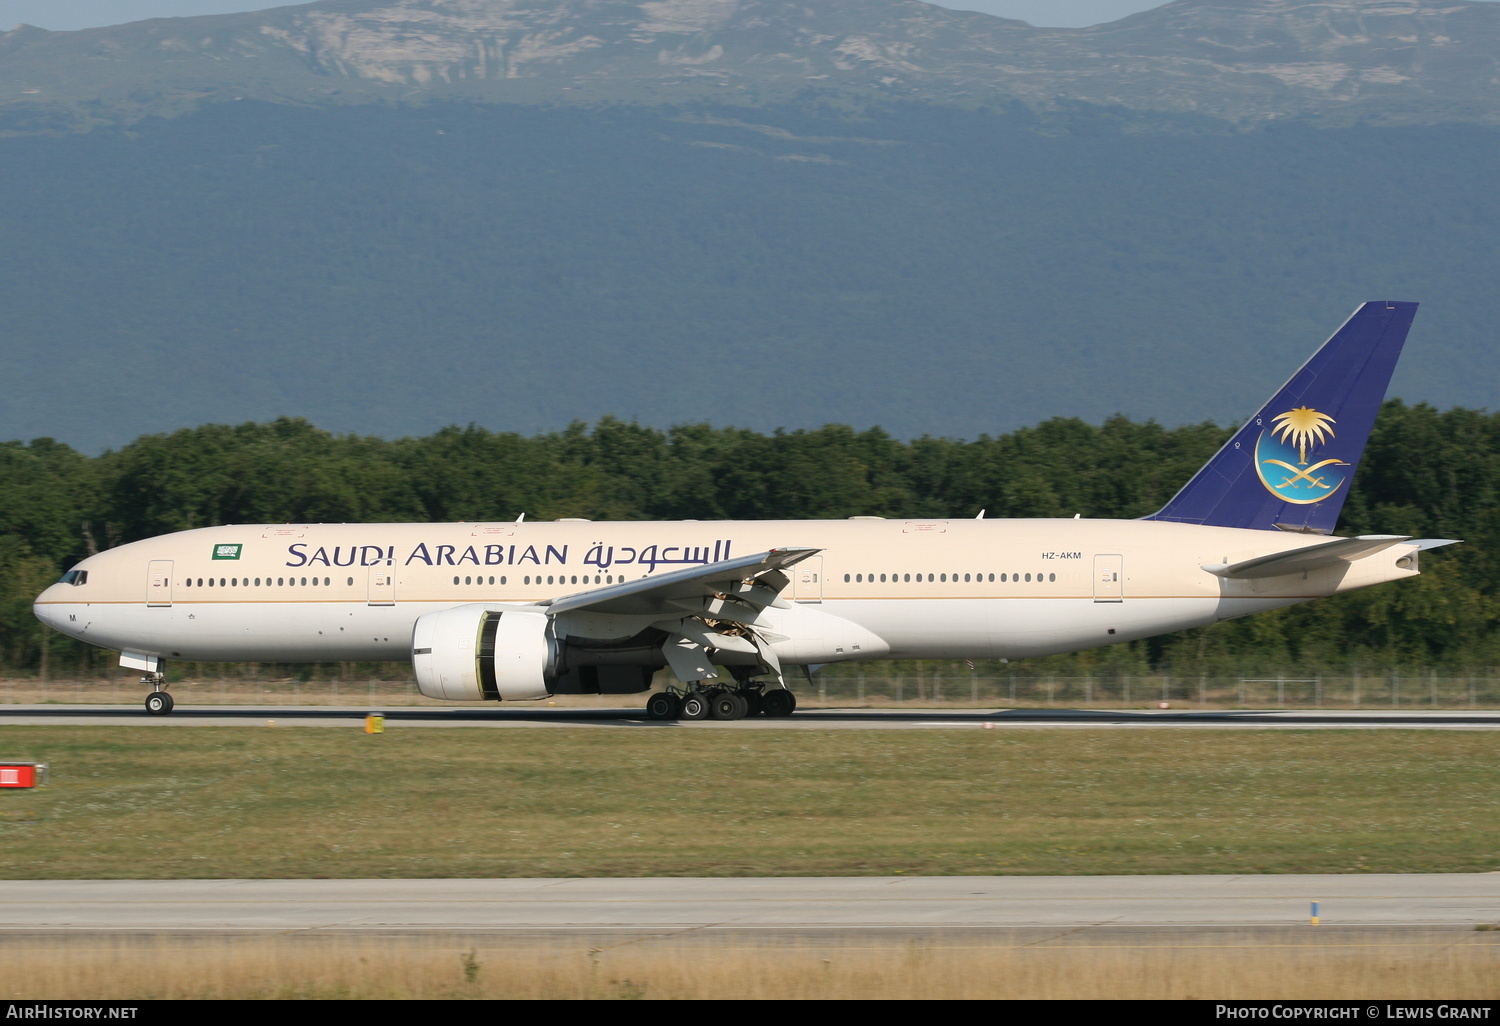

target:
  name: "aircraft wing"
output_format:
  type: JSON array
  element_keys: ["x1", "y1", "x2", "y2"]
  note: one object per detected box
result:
[
  {"x1": 1202, "y1": 535, "x2": 1459, "y2": 580},
  {"x1": 541, "y1": 547, "x2": 820, "y2": 619}
]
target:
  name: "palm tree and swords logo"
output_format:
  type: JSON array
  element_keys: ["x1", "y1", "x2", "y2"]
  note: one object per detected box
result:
[{"x1": 1254, "y1": 406, "x2": 1350, "y2": 503}]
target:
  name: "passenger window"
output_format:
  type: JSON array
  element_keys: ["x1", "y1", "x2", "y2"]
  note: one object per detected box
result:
[{"x1": 500, "y1": 577, "x2": 507, "y2": 585}]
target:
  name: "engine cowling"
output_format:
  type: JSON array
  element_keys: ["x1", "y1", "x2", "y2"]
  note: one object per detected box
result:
[{"x1": 411, "y1": 605, "x2": 557, "y2": 701}]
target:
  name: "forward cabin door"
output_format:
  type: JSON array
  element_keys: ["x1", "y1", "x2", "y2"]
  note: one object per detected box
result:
[
  {"x1": 147, "y1": 560, "x2": 174, "y2": 607},
  {"x1": 368, "y1": 566, "x2": 396, "y2": 606},
  {"x1": 793, "y1": 556, "x2": 824, "y2": 603},
  {"x1": 1093, "y1": 554, "x2": 1123, "y2": 603}
]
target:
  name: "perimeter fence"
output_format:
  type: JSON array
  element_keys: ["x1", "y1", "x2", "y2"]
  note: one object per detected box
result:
[
  {"x1": 803, "y1": 665, "x2": 1500, "y2": 710},
  {"x1": 6, "y1": 663, "x2": 1500, "y2": 709}
]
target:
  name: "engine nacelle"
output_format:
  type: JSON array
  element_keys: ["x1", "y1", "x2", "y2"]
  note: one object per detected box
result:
[{"x1": 411, "y1": 605, "x2": 557, "y2": 701}]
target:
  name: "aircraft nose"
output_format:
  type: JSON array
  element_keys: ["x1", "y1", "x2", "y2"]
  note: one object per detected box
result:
[{"x1": 33, "y1": 586, "x2": 63, "y2": 629}]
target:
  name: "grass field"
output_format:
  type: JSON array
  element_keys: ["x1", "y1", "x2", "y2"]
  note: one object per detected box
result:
[
  {"x1": 1, "y1": 727, "x2": 1497, "y2": 878},
  {"x1": 6, "y1": 931, "x2": 1499, "y2": 999}
]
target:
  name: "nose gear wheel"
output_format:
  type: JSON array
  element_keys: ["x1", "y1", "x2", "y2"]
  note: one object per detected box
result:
[{"x1": 141, "y1": 671, "x2": 174, "y2": 716}]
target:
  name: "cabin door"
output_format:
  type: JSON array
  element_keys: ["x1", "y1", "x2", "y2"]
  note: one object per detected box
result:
[
  {"x1": 368, "y1": 566, "x2": 396, "y2": 606},
  {"x1": 1092, "y1": 554, "x2": 1123, "y2": 602},
  {"x1": 147, "y1": 560, "x2": 174, "y2": 607},
  {"x1": 793, "y1": 556, "x2": 824, "y2": 603}
]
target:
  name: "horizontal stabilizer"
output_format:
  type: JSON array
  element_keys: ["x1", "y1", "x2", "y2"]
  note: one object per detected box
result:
[{"x1": 1202, "y1": 535, "x2": 1420, "y2": 580}]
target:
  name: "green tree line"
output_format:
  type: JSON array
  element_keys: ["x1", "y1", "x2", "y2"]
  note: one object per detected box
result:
[{"x1": 1, "y1": 400, "x2": 1493, "y2": 676}]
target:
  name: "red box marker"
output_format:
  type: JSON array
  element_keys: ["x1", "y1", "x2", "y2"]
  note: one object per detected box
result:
[{"x1": 0, "y1": 764, "x2": 43, "y2": 788}]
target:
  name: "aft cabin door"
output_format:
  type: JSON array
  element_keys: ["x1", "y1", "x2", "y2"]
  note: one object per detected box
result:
[
  {"x1": 147, "y1": 560, "x2": 174, "y2": 607},
  {"x1": 1093, "y1": 554, "x2": 1123, "y2": 603},
  {"x1": 368, "y1": 567, "x2": 395, "y2": 606}
]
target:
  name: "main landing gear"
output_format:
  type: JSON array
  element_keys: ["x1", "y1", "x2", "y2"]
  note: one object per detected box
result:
[
  {"x1": 644, "y1": 684, "x2": 796, "y2": 721},
  {"x1": 141, "y1": 672, "x2": 174, "y2": 716}
]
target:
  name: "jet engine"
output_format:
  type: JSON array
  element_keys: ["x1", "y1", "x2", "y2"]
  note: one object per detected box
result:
[
  {"x1": 411, "y1": 605, "x2": 558, "y2": 701},
  {"x1": 411, "y1": 604, "x2": 658, "y2": 701}
]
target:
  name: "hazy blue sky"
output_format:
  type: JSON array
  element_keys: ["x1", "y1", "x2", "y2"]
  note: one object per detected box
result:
[{"x1": 4, "y1": 1, "x2": 1173, "y2": 33}]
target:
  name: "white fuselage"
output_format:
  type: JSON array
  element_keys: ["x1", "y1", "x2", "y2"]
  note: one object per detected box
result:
[{"x1": 33, "y1": 517, "x2": 1420, "y2": 675}]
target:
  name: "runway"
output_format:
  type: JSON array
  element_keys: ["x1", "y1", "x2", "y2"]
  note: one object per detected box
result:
[
  {"x1": 3, "y1": 876, "x2": 1498, "y2": 932},
  {"x1": 3, "y1": 704, "x2": 1500, "y2": 729}
]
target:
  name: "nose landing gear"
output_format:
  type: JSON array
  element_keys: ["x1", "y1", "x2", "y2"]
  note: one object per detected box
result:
[{"x1": 141, "y1": 673, "x2": 174, "y2": 716}]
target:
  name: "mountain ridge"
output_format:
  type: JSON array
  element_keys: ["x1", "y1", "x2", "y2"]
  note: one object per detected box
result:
[
  {"x1": 1, "y1": 1, "x2": 1498, "y2": 450},
  {"x1": 3, "y1": 0, "x2": 1499, "y2": 132}
]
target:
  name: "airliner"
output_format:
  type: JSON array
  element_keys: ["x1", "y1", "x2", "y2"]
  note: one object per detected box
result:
[{"x1": 34, "y1": 301, "x2": 1454, "y2": 719}]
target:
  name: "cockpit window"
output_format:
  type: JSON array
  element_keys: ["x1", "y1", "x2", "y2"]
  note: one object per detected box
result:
[{"x1": 57, "y1": 570, "x2": 87, "y2": 585}]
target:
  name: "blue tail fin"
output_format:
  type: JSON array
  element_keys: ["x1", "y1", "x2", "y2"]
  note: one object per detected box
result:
[{"x1": 1145, "y1": 301, "x2": 1417, "y2": 534}]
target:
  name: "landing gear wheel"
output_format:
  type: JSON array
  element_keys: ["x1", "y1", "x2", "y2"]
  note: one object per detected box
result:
[
  {"x1": 762, "y1": 690, "x2": 796, "y2": 718},
  {"x1": 741, "y1": 690, "x2": 764, "y2": 717},
  {"x1": 645, "y1": 693, "x2": 681, "y2": 721},
  {"x1": 710, "y1": 692, "x2": 747, "y2": 721},
  {"x1": 679, "y1": 693, "x2": 710, "y2": 720},
  {"x1": 144, "y1": 692, "x2": 174, "y2": 716}
]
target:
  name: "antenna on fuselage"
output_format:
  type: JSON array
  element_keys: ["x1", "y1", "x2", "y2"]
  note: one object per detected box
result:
[
  {"x1": 975, "y1": 509, "x2": 985, "y2": 519},
  {"x1": 515, "y1": 512, "x2": 526, "y2": 523}
]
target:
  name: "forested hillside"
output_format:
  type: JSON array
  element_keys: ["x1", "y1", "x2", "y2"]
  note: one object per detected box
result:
[{"x1": 2, "y1": 401, "x2": 1494, "y2": 676}]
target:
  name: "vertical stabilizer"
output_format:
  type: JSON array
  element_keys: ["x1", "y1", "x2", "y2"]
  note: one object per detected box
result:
[{"x1": 1145, "y1": 301, "x2": 1417, "y2": 534}]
